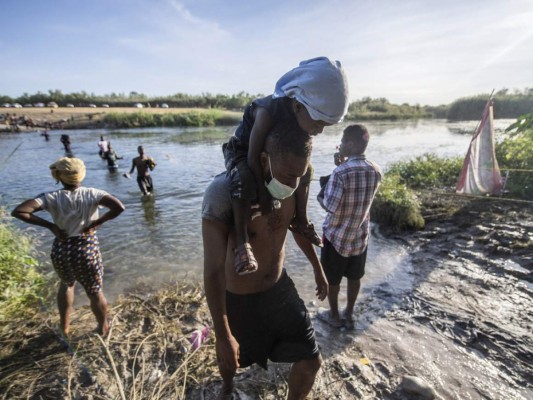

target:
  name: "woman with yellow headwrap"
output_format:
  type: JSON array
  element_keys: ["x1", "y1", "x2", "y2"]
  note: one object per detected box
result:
[{"x1": 11, "y1": 157, "x2": 125, "y2": 337}]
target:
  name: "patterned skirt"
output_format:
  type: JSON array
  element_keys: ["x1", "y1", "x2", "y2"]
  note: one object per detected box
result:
[{"x1": 50, "y1": 232, "x2": 104, "y2": 295}]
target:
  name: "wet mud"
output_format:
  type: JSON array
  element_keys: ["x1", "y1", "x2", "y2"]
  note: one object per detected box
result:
[{"x1": 312, "y1": 196, "x2": 532, "y2": 399}]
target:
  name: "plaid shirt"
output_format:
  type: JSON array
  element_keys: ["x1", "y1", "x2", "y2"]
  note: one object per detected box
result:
[{"x1": 322, "y1": 155, "x2": 381, "y2": 257}]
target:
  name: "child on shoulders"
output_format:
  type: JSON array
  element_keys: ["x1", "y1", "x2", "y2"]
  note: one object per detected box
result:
[{"x1": 223, "y1": 56, "x2": 349, "y2": 275}]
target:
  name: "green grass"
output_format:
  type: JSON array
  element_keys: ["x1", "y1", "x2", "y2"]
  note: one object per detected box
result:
[
  {"x1": 371, "y1": 174, "x2": 425, "y2": 231},
  {"x1": 387, "y1": 153, "x2": 463, "y2": 189},
  {"x1": 103, "y1": 110, "x2": 240, "y2": 128},
  {"x1": 0, "y1": 213, "x2": 47, "y2": 320}
]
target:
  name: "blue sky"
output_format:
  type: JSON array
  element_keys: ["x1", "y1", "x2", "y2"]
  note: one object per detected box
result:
[{"x1": 1, "y1": 0, "x2": 532, "y2": 105}]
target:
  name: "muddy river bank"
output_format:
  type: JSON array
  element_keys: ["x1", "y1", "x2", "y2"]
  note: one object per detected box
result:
[{"x1": 1, "y1": 194, "x2": 531, "y2": 399}]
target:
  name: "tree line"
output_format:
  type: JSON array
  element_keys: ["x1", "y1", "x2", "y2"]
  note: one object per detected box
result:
[{"x1": 2, "y1": 88, "x2": 532, "y2": 121}]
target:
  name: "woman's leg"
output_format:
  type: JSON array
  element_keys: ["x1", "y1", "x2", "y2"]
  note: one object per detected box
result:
[
  {"x1": 57, "y1": 282, "x2": 75, "y2": 335},
  {"x1": 88, "y1": 290, "x2": 109, "y2": 336}
]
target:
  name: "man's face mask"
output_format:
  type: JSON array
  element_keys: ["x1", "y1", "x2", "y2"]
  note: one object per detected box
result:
[{"x1": 265, "y1": 154, "x2": 297, "y2": 200}]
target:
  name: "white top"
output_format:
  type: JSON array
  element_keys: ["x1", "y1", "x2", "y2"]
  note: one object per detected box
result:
[
  {"x1": 98, "y1": 140, "x2": 109, "y2": 153},
  {"x1": 35, "y1": 187, "x2": 109, "y2": 237}
]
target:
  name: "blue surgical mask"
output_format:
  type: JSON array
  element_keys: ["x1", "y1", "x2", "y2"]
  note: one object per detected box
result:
[{"x1": 265, "y1": 155, "x2": 297, "y2": 200}]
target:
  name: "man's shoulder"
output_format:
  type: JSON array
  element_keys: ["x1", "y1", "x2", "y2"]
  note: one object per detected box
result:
[{"x1": 202, "y1": 172, "x2": 233, "y2": 226}]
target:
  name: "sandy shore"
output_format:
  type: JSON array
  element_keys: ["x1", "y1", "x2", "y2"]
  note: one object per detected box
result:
[{"x1": 0, "y1": 194, "x2": 531, "y2": 399}]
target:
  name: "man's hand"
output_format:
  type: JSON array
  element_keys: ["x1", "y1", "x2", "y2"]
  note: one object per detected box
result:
[
  {"x1": 314, "y1": 269, "x2": 329, "y2": 301},
  {"x1": 216, "y1": 334, "x2": 240, "y2": 371}
]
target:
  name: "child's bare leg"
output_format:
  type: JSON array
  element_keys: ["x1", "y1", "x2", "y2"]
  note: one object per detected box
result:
[
  {"x1": 231, "y1": 198, "x2": 258, "y2": 274},
  {"x1": 232, "y1": 198, "x2": 250, "y2": 247}
]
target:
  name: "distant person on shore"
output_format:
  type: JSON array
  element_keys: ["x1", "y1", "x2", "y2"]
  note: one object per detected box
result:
[
  {"x1": 98, "y1": 135, "x2": 109, "y2": 158},
  {"x1": 11, "y1": 157, "x2": 125, "y2": 337},
  {"x1": 203, "y1": 122, "x2": 328, "y2": 399},
  {"x1": 223, "y1": 56, "x2": 349, "y2": 276},
  {"x1": 127, "y1": 145, "x2": 156, "y2": 196},
  {"x1": 104, "y1": 142, "x2": 123, "y2": 171},
  {"x1": 60, "y1": 134, "x2": 71, "y2": 153},
  {"x1": 317, "y1": 125, "x2": 381, "y2": 328}
]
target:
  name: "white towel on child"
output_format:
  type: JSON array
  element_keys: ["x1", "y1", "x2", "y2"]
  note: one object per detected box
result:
[{"x1": 273, "y1": 57, "x2": 349, "y2": 124}]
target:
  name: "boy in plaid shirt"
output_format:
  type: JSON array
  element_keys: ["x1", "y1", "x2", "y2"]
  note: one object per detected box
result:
[{"x1": 318, "y1": 124, "x2": 381, "y2": 328}]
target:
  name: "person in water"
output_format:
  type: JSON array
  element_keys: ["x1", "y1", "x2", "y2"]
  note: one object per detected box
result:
[
  {"x1": 98, "y1": 135, "x2": 109, "y2": 158},
  {"x1": 222, "y1": 56, "x2": 349, "y2": 276},
  {"x1": 11, "y1": 157, "x2": 125, "y2": 336},
  {"x1": 104, "y1": 142, "x2": 123, "y2": 170},
  {"x1": 128, "y1": 145, "x2": 156, "y2": 196}
]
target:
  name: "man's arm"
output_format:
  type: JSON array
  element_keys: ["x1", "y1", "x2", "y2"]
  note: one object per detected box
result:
[
  {"x1": 202, "y1": 218, "x2": 240, "y2": 370},
  {"x1": 292, "y1": 231, "x2": 328, "y2": 301},
  {"x1": 129, "y1": 158, "x2": 136, "y2": 174}
]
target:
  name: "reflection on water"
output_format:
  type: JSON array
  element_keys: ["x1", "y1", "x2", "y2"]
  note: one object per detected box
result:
[{"x1": 0, "y1": 119, "x2": 514, "y2": 304}]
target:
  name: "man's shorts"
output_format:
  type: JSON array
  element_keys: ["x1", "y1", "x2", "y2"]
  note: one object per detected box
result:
[
  {"x1": 226, "y1": 270, "x2": 319, "y2": 369},
  {"x1": 137, "y1": 175, "x2": 153, "y2": 194},
  {"x1": 320, "y1": 238, "x2": 367, "y2": 286},
  {"x1": 50, "y1": 232, "x2": 104, "y2": 295}
]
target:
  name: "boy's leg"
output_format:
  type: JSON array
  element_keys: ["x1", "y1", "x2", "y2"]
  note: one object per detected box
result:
[
  {"x1": 327, "y1": 283, "x2": 342, "y2": 321},
  {"x1": 229, "y1": 153, "x2": 258, "y2": 275},
  {"x1": 344, "y1": 250, "x2": 366, "y2": 321},
  {"x1": 57, "y1": 282, "x2": 75, "y2": 335},
  {"x1": 231, "y1": 198, "x2": 251, "y2": 249},
  {"x1": 345, "y1": 278, "x2": 361, "y2": 319}
]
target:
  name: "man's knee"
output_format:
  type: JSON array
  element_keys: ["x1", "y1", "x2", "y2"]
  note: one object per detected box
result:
[{"x1": 301, "y1": 354, "x2": 322, "y2": 374}]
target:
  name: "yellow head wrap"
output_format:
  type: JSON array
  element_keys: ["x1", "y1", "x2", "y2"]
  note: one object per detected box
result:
[{"x1": 49, "y1": 157, "x2": 86, "y2": 185}]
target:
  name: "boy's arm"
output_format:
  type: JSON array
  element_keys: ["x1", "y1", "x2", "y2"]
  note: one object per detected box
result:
[
  {"x1": 323, "y1": 171, "x2": 344, "y2": 214},
  {"x1": 202, "y1": 218, "x2": 240, "y2": 370},
  {"x1": 247, "y1": 108, "x2": 274, "y2": 212},
  {"x1": 129, "y1": 159, "x2": 136, "y2": 174},
  {"x1": 292, "y1": 230, "x2": 328, "y2": 300}
]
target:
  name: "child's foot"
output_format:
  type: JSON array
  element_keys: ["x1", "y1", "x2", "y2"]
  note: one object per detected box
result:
[
  {"x1": 234, "y1": 243, "x2": 258, "y2": 275},
  {"x1": 289, "y1": 221, "x2": 323, "y2": 247}
]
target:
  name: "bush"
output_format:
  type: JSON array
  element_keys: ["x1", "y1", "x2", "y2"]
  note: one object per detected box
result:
[
  {"x1": 496, "y1": 113, "x2": 533, "y2": 199},
  {"x1": 0, "y1": 215, "x2": 46, "y2": 320},
  {"x1": 371, "y1": 174, "x2": 425, "y2": 231},
  {"x1": 387, "y1": 153, "x2": 463, "y2": 189}
]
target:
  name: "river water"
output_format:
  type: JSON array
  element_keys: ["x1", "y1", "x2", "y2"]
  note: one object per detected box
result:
[{"x1": 0, "y1": 119, "x2": 514, "y2": 306}]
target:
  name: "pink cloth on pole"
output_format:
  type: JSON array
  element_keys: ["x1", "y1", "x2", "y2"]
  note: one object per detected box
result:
[{"x1": 456, "y1": 100, "x2": 503, "y2": 195}]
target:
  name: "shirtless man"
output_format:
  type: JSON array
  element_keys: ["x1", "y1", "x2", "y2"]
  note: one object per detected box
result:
[
  {"x1": 129, "y1": 145, "x2": 154, "y2": 195},
  {"x1": 202, "y1": 120, "x2": 328, "y2": 399}
]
